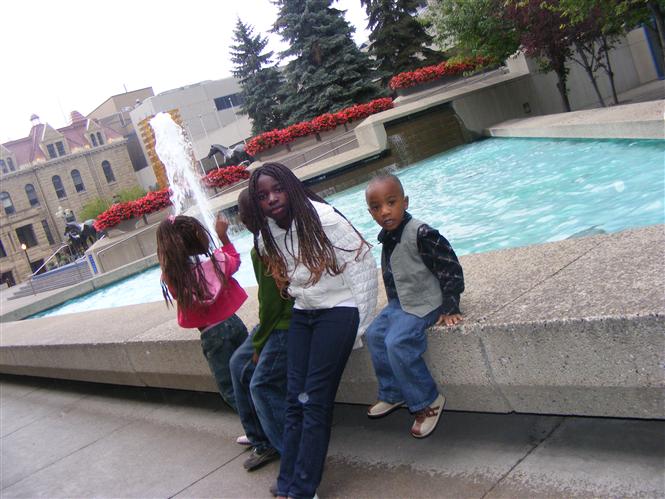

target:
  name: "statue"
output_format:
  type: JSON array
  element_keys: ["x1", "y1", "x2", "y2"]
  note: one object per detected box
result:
[
  {"x1": 64, "y1": 221, "x2": 103, "y2": 257},
  {"x1": 207, "y1": 143, "x2": 253, "y2": 167}
]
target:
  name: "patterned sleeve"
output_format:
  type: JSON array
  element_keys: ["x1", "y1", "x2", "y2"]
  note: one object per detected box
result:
[{"x1": 417, "y1": 224, "x2": 464, "y2": 315}]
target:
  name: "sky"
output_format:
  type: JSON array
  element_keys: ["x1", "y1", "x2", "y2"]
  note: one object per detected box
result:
[{"x1": 0, "y1": 0, "x2": 370, "y2": 143}]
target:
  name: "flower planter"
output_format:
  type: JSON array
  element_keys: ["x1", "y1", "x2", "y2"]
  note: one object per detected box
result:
[
  {"x1": 255, "y1": 143, "x2": 291, "y2": 162},
  {"x1": 317, "y1": 125, "x2": 349, "y2": 143},
  {"x1": 288, "y1": 134, "x2": 321, "y2": 152},
  {"x1": 395, "y1": 75, "x2": 460, "y2": 97},
  {"x1": 144, "y1": 207, "x2": 171, "y2": 225}
]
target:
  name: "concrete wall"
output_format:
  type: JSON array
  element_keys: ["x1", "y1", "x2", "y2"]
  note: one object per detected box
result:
[{"x1": 1, "y1": 226, "x2": 663, "y2": 419}]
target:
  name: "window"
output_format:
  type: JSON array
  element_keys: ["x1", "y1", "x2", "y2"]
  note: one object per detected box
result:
[
  {"x1": 90, "y1": 134, "x2": 98, "y2": 147},
  {"x1": 0, "y1": 192, "x2": 15, "y2": 215},
  {"x1": 52, "y1": 175, "x2": 66, "y2": 198},
  {"x1": 0, "y1": 239, "x2": 6, "y2": 258},
  {"x1": 71, "y1": 169, "x2": 85, "y2": 192},
  {"x1": 97, "y1": 132, "x2": 104, "y2": 145},
  {"x1": 41, "y1": 220, "x2": 55, "y2": 245},
  {"x1": 0, "y1": 159, "x2": 6, "y2": 174},
  {"x1": 214, "y1": 93, "x2": 244, "y2": 111},
  {"x1": 7, "y1": 157, "x2": 15, "y2": 171},
  {"x1": 47, "y1": 144, "x2": 57, "y2": 159},
  {"x1": 16, "y1": 224, "x2": 38, "y2": 248},
  {"x1": 102, "y1": 160, "x2": 116, "y2": 183},
  {"x1": 56, "y1": 141, "x2": 66, "y2": 156},
  {"x1": 25, "y1": 184, "x2": 39, "y2": 207}
]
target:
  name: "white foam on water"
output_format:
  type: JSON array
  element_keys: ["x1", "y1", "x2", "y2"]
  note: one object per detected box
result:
[{"x1": 149, "y1": 112, "x2": 218, "y2": 244}]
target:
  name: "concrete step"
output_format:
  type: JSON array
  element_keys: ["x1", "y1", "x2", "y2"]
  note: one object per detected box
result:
[{"x1": 10, "y1": 262, "x2": 92, "y2": 299}]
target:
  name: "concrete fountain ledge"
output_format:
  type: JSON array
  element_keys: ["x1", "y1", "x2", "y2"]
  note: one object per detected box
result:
[{"x1": 1, "y1": 226, "x2": 663, "y2": 419}]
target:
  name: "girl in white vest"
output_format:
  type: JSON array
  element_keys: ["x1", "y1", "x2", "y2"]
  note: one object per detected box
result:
[{"x1": 247, "y1": 163, "x2": 377, "y2": 499}]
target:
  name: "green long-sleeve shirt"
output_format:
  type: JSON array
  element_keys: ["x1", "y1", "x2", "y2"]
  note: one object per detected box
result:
[{"x1": 251, "y1": 248, "x2": 293, "y2": 353}]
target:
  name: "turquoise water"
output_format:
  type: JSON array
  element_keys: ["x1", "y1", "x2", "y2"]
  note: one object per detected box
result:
[{"x1": 31, "y1": 137, "x2": 664, "y2": 318}]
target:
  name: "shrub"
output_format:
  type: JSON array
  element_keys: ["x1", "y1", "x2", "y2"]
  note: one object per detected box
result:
[
  {"x1": 79, "y1": 197, "x2": 111, "y2": 221},
  {"x1": 202, "y1": 165, "x2": 250, "y2": 188},
  {"x1": 114, "y1": 186, "x2": 147, "y2": 203}
]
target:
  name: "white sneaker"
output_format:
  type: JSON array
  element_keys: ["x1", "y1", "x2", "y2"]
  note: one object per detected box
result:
[
  {"x1": 236, "y1": 434, "x2": 251, "y2": 446},
  {"x1": 367, "y1": 400, "x2": 405, "y2": 418}
]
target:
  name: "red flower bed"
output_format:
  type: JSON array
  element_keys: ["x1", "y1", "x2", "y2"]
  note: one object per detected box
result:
[
  {"x1": 202, "y1": 165, "x2": 250, "y2": 188},
  {"x1": 388, "y1": 56, "x2": 493, "y2": 90},
  {"x1": 245, "y1": 97, "x2": 394, "y2": 156},
  {"x1": 93, "y1": 188, "x2": 172, "y2": 231}
]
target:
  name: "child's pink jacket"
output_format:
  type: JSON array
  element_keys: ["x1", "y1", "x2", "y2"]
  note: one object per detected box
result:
[{"x1": 167, "y1": 243, "x2": 247, "y2": 329}]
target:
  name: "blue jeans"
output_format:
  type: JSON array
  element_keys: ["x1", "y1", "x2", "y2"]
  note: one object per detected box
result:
[
  {"x1": 365, "y1": 300, "x2": 441, "y2": 412},
  {"x1": 277, "y1": 307, "x2": 359, "y2": 499},
  {"x1": 200, "y1": 314, "x2": 248, "y2": 411},
  {"x1": 229, "y1": 327, "x2": 288, "y2": 453}
]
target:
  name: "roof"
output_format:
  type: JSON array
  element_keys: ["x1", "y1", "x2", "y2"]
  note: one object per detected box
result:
[{"x1": 1, "y1": 113, "x2": 123, "y2": 167}]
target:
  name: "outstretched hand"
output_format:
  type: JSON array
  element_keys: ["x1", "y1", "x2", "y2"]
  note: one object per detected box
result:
[
  {"x1": 435, "y1": 313, "x2": 463, "y2": 327},
  {"x1": 215, "y1": 213, "x2": 231, "y2": 245}
]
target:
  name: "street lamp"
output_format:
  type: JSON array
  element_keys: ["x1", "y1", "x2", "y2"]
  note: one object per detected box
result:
[{"x1": 20, "y1": 243, "x2": 36, "y2": 295}]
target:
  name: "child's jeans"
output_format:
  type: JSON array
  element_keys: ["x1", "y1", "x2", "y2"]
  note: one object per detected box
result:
[
  {"x1": 365, "y1": 299, "x2": 441, "y2": 412},
  {"x1": 277, "y1": 307, "x2": 359, "y2": 499},
  {"x1": 200, "y1": 314, "x2": 247, "y2": 411},
  {"x1": 229, "y1": 326, "x2": 288, "y2": 453}
]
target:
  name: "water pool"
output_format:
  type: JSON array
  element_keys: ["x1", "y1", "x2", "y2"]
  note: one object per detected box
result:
[{"x1": 32, "y1": 137, "x2": 664, "y2": 318}]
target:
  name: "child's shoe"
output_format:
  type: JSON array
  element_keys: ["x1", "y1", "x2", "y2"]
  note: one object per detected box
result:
[
  {"x1": 243, "y1": 446, "x2": 279, "y2": 471},
  {"x1": 367, "y1": 400, "x2": 405, "y2": 418},
  {"x1": 236, "y1": 434, "x2": 251, "y2": 446},
  {"x1": 410, "y1": 394, "x2": 445, "y2": 438}
]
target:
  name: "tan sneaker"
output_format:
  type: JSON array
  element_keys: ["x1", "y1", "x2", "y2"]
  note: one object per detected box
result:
[
  {"x1": 367, "y1": 400, "x2": 405, "y2": 418},
  {"x1": 410, "y1": 394, "x2": 445, "y2": 438}
]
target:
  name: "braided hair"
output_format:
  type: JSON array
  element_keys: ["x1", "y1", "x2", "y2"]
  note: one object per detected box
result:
[
  {"x1": 156, "y1": 215, "x2": 226, "y2": 310},
  {"x1": 247, "y1": 162, "x2": 370, "y2": 294}
]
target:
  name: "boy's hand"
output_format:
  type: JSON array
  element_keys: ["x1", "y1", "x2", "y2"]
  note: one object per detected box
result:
[
  {"x1": 435, "y1": 313, "x2": 463, "y2": 327},
  {"x1": 215, "y1": 213, "x2": 231, "y2": 245},
  {"x1": 252, "y1": 351, "x2": 259, "y2": 364}
]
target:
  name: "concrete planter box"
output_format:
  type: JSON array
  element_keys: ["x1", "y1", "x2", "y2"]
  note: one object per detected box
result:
[
  {"x1": 144, "y1": 208, "x2": 170, "y2": 225},
  {"x1": 255, "y1": 143, "x2": 290, "y2": 162},
  {"x1": 317, "y1": 125, "x2": 349, "y2": 142},
  {"x1": 288, "y1": 134, "x2": 320, "y2": 152},
  {"x1": 396, "y1": 76, "x2": 460, "y2": 97}
]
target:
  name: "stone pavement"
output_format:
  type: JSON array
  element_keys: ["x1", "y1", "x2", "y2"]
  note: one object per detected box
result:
[{"x1": 1, "y1": 375, "x2": 663, "y2": 498}]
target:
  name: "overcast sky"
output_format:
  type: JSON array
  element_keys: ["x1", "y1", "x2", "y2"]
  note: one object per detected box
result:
[{"x1": 0, "y1": 0, "x2": 370, "y2": 143}]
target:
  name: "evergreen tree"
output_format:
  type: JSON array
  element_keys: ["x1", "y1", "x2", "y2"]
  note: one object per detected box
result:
[
  {"x1": 230, "y1": 18, "x2": 286, "y2": 135},
  {"x1": 361, "y1": 0, "x2": 443, "y2": 82},
  {"x1": 273, "y1": 0, "x2": 386, "y2": 124}
]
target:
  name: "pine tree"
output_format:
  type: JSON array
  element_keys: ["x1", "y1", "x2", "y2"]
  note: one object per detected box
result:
[
  {"x1": 273, "y1": 0, "x2": 387, "y2": 124},
  {"x1": 230, "y1": 18, "x2": 286, "y2": 135},
  {"x1": 361, "y1": 0, "x2": 443, "y2": 82}
]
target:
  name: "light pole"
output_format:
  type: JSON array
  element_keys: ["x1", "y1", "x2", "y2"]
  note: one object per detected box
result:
[
  {"x1": 199, "y1": 114, "x2": 220, "y2": 169},
  {"x1": 228, "y1": 97, "x2": 246, "y2": 145},
  {"x1": 20, "y1": 243, "x2": 36, "y2": 295}
]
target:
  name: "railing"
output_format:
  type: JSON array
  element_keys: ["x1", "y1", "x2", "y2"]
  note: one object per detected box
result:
[
  {"x1": 294, "y1": 137, "x2": 359, "y2": 170},
  {"x1": 31, "y1": 244, "x2": 77, "y2": 277}
]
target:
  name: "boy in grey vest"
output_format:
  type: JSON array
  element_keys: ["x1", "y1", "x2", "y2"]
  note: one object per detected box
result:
[{"x1": 364, "y1": 173, "x2": 464, "y2": 438}]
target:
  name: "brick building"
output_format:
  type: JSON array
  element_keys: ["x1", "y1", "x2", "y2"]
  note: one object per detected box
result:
[{"x1": 0, "y1": 112, "x2": 140, "y2": 286}]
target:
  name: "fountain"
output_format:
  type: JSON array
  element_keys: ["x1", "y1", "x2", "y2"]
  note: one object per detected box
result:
[{"x1": 149, "y1": 112, "x2": 219, "y2": 244}]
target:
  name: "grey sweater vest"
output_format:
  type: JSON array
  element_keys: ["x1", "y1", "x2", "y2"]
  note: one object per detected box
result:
[{"x1": 390, "y1": 217, "x2": 443, "y2": 318}]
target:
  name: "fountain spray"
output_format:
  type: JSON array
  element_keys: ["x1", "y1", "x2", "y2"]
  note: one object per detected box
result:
[{"x1": 149, "y1": 112, "x2": 219, "y2": 245}]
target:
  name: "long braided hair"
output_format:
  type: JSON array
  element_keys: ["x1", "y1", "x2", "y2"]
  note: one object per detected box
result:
[
  {"x1": 247, "y1": 163, "x2": 370, "y2": 294},
  {"x1": 156, "y1": 215, "x2": 226, "y2": 310}
]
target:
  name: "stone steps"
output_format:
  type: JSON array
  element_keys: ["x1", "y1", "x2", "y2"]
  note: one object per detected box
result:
[{"x1": 10, "y1": 261, "x2": 93, "y2": 299}]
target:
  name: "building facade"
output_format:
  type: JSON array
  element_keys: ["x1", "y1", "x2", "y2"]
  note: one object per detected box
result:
[
  {"x1": 0, "y1": 112, "x2": 140, "y2": 286},
  {"x1": 129, "y1": 77, "x2": 253, "y2": 168}
]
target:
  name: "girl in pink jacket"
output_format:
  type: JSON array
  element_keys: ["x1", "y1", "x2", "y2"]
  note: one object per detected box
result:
[{"x1": 157, "y1": 214, "x2": 248, "y2": 410}]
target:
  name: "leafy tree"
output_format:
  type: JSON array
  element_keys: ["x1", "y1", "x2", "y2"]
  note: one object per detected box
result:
[
  {"x1": 79, "y1": 197, "x2": 111, "y2": 221},
  {"x1": 505, "y1": 0, "x2": 574, "y2": 111},
  {"x1": 273, "y1": 0, "x2": 386, "y2": 124},
  {"x1": 115, "y1": 186, "x2": 147, "y2": 203},
  {"x1": 361, "y1": 0, "x2": 443, "y2": 82},
  {"x1": 230, "y1": 18, "x2": 286, "y2": 134},
  {"x1": 423, "y1": 0, "x2": 520, "y2": 63}
]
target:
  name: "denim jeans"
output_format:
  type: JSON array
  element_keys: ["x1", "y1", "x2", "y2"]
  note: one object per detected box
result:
[
  {"x1": 277, "y1": 307, "x2": 359, "y2": 499},
  {"x1": 229, "y1": 327, "x2": 288, "y2": 453},
  {"x1": 365, "y1": 299, "x2": 441, "y2": 412},
  {"x1": 200, "y1": 314, "x2": 247, "y2": 411}
]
